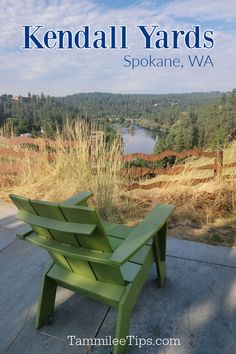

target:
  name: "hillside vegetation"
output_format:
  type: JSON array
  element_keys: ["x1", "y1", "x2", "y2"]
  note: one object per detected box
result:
[
  {"x1": 0, "y1": 90, "x2": 235, "y2": 247},
  {"x1": 1, "y1": 90, "x2": 235, "y2": 152},
  {"x1": 0, "y1": 121, "x2": 132, "y2": 222},
  {"x1": 154, "y1": 90, "x2": 236, "y2": 152},
  {"x1": 0, "y1": 123, "x2": 235, "y2": 247},
  {"x1": 0, "y1": 91, "x2": 223, "y2": 138}
]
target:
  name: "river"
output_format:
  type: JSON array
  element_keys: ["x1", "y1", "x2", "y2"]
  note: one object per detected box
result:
[{"x1": 120, "y1": 124, "x2": 158, "y2": 154}]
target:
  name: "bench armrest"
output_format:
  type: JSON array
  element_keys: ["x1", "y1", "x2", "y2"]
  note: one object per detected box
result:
[
  {"x1": 16, "y1": 225, "x2": 34, "y2": 239},
  {"x1": 110, "y1": 204, "x2": 175, "y2": 266},
  {"x1": 60, "y1": 192, "x2": 93, "y2": 207}
]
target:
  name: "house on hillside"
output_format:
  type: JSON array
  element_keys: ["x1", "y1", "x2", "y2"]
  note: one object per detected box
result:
[{"x1": 11, "y1": 95, "x2": 31, "y2": 103}]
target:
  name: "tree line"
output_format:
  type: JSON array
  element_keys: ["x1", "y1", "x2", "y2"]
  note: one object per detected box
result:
[
  {"x1": 0, "y1": 90, "x2": 235, "y2": 151},
  {"x1": 154, "y1": 89, "x2": 236, "y2": 152}
]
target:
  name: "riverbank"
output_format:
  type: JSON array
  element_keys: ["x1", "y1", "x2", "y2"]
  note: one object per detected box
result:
[{"x1": 133, "y1": 118, "x2": 170, "y2": 133}]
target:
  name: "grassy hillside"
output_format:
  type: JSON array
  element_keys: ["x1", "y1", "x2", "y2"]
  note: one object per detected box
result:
[
  {"x1": 0, "y1": 126, "x2": 235, "y2": 247},
  {"x1": 138, "y1": 141, "x2": 236, "y2": 185}
]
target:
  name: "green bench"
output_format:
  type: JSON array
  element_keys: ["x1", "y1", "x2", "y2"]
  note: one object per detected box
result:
[{"x1": 10, "y1": 192, "x2": 175, "y2": 354}]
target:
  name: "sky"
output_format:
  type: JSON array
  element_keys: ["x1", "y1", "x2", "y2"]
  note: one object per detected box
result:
[{"x1": 0, "y1": 0, "x2": 236, "y2": 96}]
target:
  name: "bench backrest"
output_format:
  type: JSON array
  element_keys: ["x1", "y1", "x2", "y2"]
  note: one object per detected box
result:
[{"x1": 10, "y1": 194, "x2": 125, "y2": 285}]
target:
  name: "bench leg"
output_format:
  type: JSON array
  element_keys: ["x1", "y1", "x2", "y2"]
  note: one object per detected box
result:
[
  {"x1": 36, "y1": 270, "x2": 57, "y2": 329},
  {"x1": 113, "y1": 301, "x2": 133, "y2": 354},
  {"x1": 113, "y1": 251, "x2": 153, "y2": 353},
  {"x1": 153, "y1": 223, "x2": 167, "y2": 288}
]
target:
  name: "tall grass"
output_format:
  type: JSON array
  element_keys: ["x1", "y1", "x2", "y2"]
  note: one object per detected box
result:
[
  {"x1": 0, "y1": 120, "x2": 133, "y2": 222},
  {"x1": 131, "y1": 173, "x2": 236, "y2": 246},
  {"x1": 132, "y1": 148, "x2": 236, "y2": 226},
  {"x1": 145, "y1": 177, "x2": 236, "y2": 224},
  {"x1": 1, "y1": 122, "x2": 236, "y2": 244}
]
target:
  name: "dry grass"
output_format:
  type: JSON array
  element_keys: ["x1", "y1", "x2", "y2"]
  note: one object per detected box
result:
[
  {"x1": 133, "y1": 176, "x2": 236, "y2": 246},
  {"x1": 136, "y1": 177, "x2": 236, "y2": 223},
  {"x1": 1, "y1": 124, "x2": 236, "y2": 246},
  {"x1": 0, "y1": 120, "x2": 134, "y2": 222},
  {"x1": 130, "y1": 141, "x2": 236, "y2": 246}
]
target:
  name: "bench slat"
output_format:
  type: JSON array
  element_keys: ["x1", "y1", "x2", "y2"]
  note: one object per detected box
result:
[
  {"x1": 61, "y1": 192, "x2": 93, "y2": 206},
  {"x1": 26, "y1": 233, "x2": 113, "y2": 265},
  {"x1": 48, "y1": 264, "x2": 124, "y2": 307},
  {"x1": 17, "y1": 210, "x2": 96, "y2": 235}
]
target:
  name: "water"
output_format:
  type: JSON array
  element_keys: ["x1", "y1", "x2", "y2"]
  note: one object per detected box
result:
[{"x1": 120, "y1": 124, "x2": 158, "y2": 154}]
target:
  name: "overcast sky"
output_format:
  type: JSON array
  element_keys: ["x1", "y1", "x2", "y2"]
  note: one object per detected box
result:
[{"x1": 1, "y1": 0, "x2": 236, "y2": 96}]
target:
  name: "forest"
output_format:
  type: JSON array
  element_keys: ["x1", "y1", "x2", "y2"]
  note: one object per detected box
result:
[{"x1": 0, "y1": 89, "x2": 235, "y2": 152}]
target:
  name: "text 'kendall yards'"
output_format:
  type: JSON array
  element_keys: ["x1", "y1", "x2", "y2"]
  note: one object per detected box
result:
[{"x1": 22, "y1": 25, "x2": 215, "y2": 50}]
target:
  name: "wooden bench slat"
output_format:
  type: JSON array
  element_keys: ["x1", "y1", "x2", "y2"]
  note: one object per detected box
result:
[
  {"x1": 17, "y1": 210, "x2": 96, "y2": 235},
  {"x1": 48, "y1": 264, "x2": 124, "y2": 306},
  {"x1": 61, "y1": 192, "x2": 93, "y2": 206},
  {"x1": 24, "y1": 232, "x2": 113, "y2": 265}
]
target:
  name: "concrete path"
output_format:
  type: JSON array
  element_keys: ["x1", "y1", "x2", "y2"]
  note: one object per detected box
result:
[{"x1": 0, "y1": 204, "x2": 236, "y2": 354}]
